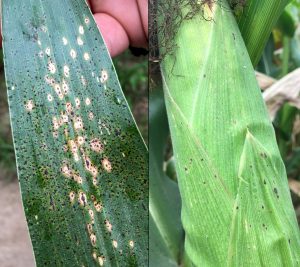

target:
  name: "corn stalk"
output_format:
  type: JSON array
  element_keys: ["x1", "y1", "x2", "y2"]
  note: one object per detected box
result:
[
  {"x1": 160, "y1": 1, "x2": 300, "y2": 266},
  {"x1": 2, "y1": 0, "x2": 148, "y2": 266}
]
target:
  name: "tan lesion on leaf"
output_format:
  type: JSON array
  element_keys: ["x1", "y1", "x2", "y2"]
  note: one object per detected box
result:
[
  {"x1": 62, "y1": 37, "x2": 68, "y2": 45},
  {"x1": 85, "y1": 97, "x2": 91, "y2": 106},
  {"x1": 98, "y1": 256, "x2": 105, "y2": 266},
  {"x1": 129, "y1": 240, "x2": 134, "y2": 248},
  {"x1": 47, "y1": 60, "x2": 56, "y2": 74},
  {"x1": 25, "y1": 100, "x2": 34, "y2": 111},
  {"x1": 84, "y1": 17, "x2": 90, "y2": 24},
  {"x1": 104, "y1": 219, "x2": 112, "y2": 233},
  {"x1": 77, "y1": 136, "x2": 85, "y2": 145},
  {"x1": 84, "y1": 52, "x2": 90, "y2": 61},
  {"x1": 65, "y1": 102, "x2": 73, "y2": 114},
  {"x1": 69, "y1": 191, "x2": 75, "y2": 203},
  {"x1": 68, "y1": 139, "x2": 78, "y2": 154},
  {"x1": 87, "y1": 223, "x2": 93, "y2": 234},
  {"x1": 77, "y1": 36, "x2": 84, "y2": 46},
  {"x1": 52, "y1": 116, "x2": 60, "y2": 130},
  {"x1": 90, "y1": 138, "x2": 104, "y2": 153},
  {"x1": 61, "y1": 163, "x2": 73, "y2": 178},
  {"x1": 90, "y1": 233, "x2": 97, "y2": 246},
  {"x1": 88, "y1": 209, "x2": 94, "y2": 221},
  {"x1": 94, "y1": 201, "x2": 103, "y2": 212},
  {"x1": 102, "y1": 158, "x2": 112, "y2": 173},
  {"x1": 82, "y1": 153, "x2": 98, "y2": 176},
  {"x1": 75, "y1": 97, "x2": 81, "y2": 108},
  {"x1": 79, "y1": 25, "x2": 85, "y2": 34},
  {"x1": 45, "y1": 47, "x2": 51, "y2": 56},
  {"x1": 62, "y1": 79, "x2": 69, "y2": 95},
  {"x1": 100, "y1": 70, "x2": 109, "y2": 83},
  {"x1": 92, "y1": 177, "x2": 98, "y2": 186},
  {"x1": 63, "y1": 65, "x2": 70, "y2": 77},
  {"x1": 74, "y1": 153, "x2": 80, "y2": 162},
  {"x1": 78, "y1": 191, "x2": 87, "y2": 206},
  {"x1": 70, "y1": 49, "x2": 77, "y2": 59},
  {"x1": 47, "y1": 94, "x2": 53, "y2": 102},
  {"x1": 112, "y1": 240, "x2": 118, "y2": 248},
  {"x1": 73, "y1": 173, "x2": 83, "y2": 184},
  {"x1": 74, "y1": 116, "x2": 84, "y2": 130},
  {"x1": 88, "y1": 112, "x2": 94, "y2": 120},
  {"x1": 60, "y1": 112, "x2": 69, "y2": 123},
  {"x1": 54, "y1": 84, "x2": 63, "y2": 100}
]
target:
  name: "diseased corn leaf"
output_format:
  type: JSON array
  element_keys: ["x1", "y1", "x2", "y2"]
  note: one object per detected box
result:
[
  {"x1": 161, "y1": 85, "x2": 234, "y2": 265},
  {"x1": 235, "y1": 0, "x2": 290, "y2": 66},
  {"x1": 228, "y1": 130, "x2": 298, "y2": 266},
  {"x1": 149, "y1": 89, "x2": 183, "y2": 265},
  {"x1": 2, "y1": 0, "x2": 148, "y2": 266},
  {"x1": 160, "y1": 2, "x2": 300, "y2": 266}
]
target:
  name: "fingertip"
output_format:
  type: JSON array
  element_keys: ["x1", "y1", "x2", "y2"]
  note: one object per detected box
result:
[{"x1": 93, "y1": 13, "x2": 129, "y2": 57}]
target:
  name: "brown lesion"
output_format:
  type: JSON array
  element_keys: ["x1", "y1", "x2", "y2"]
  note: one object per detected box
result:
[
  {"x1": 87, "y1": 223, "x2": 93, "y2": 234},
  {"x1": 78, "y1": 191, "x2": 87, "y2": 206},
  {"x1": 90, "y1": 233, "x2": 97, "y2": 246},
  {"x1": 101, "y1": 158, "x2": 112, "y2": 173},
  {"x1": 94, "y1": 201, "x2": 103, "y2": 212},
  {"x1": 90, "y1": 138, "x2": 104, "y2": 153},
  {"x1": 69, "y1": 191, "x2": 76, "y2": 203},
  {"x1": 104, "y1": 219, "x2": 112, "y2": 233}
]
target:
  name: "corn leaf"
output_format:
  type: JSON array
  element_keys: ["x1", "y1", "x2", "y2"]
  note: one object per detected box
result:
[
  {"x1": 160, "y1": 2, "x2": 300, "y2": 266},
  {"x1": 149, "y1": 88, "x2": 183, "y2": 265},
  {"x1": 149, "y1": 215, "x2": 179, "y2": 267},
  {"x1": 2, "y1": 0, "x2": 148, "y2": 266},
  {"x1": 236, "y1": 0, "x2": 291, "y2": 66}
]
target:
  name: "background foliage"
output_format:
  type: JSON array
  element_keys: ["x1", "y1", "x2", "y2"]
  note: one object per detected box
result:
[{"x1": 259, "y1": 0, "x2": 300, "y2": 223}]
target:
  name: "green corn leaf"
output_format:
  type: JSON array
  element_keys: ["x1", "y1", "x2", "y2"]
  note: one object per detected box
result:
[
  {"x1": 235, "y1": 0, "x2": 291, "y2": 66},
  {"x1": 281, "y1": 36, "x2": 291, "y2": 77},
  {"x1": 160, "y1": 2, "x2": 300, "y2": 266},
  {"x1": 275, "y1": 10, "x2": 296, "y2": 38},
  {"x1": 2, "y1": 1, "x2": 148, "y2": 266},
  {"x1": 149, "y1": 88, "x2": 183, "y2": 265},
  {"x1": 149, "y1": 215, "x2": 179, "y2": 267}
]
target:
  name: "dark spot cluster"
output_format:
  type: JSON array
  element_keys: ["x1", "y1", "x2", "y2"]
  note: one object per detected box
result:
[{"x1": 273, "y1": 187, "x2": 279, "y2": 199}]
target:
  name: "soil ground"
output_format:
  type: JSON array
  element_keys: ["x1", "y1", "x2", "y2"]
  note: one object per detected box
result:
[{"x1": 0, "y1": 179, "x2": 35, "y2": 267}]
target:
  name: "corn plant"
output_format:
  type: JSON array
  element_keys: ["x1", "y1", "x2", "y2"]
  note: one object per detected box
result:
[
  {"x1": 152, "y1": 0, "x2": 300, "y2": 266},
  {"x1": 2, "y1": 0, "x2": 148, "y2": 266},
  {"x1": 149, "y1": 88, "x2": 183, "y2": 266}
]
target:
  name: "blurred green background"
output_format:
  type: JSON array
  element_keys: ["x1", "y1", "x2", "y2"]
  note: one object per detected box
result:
[{"x1": 255, "y1": 0, "x2": 300, "y2": 222}]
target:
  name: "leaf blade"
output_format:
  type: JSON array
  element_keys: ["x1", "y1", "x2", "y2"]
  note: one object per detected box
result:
[
  {"x1": 236, "y1": 0, "x2": 291, "y2": 66},
  {"x1": 160, "y1": 2, "x2": 300, "y2": 265},
  {"x1": 3, "y1": 0, "x2": 148, "y2": 266}
]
